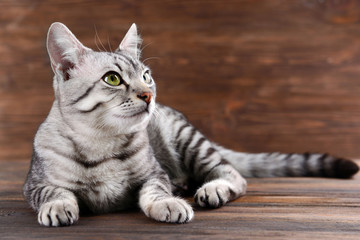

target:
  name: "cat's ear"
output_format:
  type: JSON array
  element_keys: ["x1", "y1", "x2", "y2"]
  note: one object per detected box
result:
[
  {"x1": 47, "y1": 22, "x2": 90, "y2": 80},
  {"x1": 118, "y1": 23, "x2": 142, "y2": 59}
]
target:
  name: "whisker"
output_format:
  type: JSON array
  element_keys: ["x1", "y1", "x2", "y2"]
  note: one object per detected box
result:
[
  {"x1": 143, "y1": 57, "x2": 161, "y2": 64},
  {"x1": 141, "y1": 42, "x2": 153, "y2": 52},
  {"x1": 94, "y1": 26, "x2": 101, "y2": 52},
  {"x1": 152, "y1": 105, "x2": 165, "y2": 121},
  {"x1": 104, "y1": 102, "x2": 123, "y2": 113},
  {"x1": 107, "y1": 34, "x2": 113, "y2": 53},
  {"x1": 94, "y1": 25, "x2": 108, "y2": 52}
]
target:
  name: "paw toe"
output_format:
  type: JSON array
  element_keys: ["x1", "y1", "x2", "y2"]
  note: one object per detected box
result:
[
  {"x1": 147, "y1": 198, "x2": 194, "y2": 223},
  {"x1": 195, "y1": 179, "x2": 238, "y2": 208},
  {"x1": 38, "y1": 200, "x2": 79, "y2": 227}
]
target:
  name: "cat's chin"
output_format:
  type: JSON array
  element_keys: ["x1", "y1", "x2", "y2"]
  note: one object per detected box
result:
[{"x1": 107, "y1": 111, "x2": 153, "y2": 134}]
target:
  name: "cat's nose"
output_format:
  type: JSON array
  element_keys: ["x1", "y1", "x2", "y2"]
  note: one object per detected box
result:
[{"x1": 137, "y1": 92, "x2": 152, "y2": 104}]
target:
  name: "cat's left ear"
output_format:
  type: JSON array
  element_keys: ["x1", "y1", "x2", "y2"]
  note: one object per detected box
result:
[
  {"x1": 47, "y1": 22, "x2": 91, "y2": 80},
  {"x1": 118, "y1": 23, "x2": 142, "y2": 59}
]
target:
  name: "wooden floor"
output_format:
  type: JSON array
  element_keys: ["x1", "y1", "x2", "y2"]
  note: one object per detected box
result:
[
  {"x1": 2, "y1": 0, "x2": 360, "y2": 239},
  {"x1": 1, "y1": 159, "x2": 360, "y2": 239}
]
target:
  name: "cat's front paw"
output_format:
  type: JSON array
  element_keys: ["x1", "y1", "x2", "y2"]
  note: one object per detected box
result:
[
  {"x1": 38, "y1": 199, "x2": 79, "y2": 227},
  {"x1": 146, "y1": 197, "x2": 194, "y2": 223},
  {"x1": 195, "y1": 179, "x2": 245, "y2": 208}
]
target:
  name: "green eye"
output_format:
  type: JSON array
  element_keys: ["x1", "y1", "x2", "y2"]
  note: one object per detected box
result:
[
  {"x1": 143, "y1": 71, "x2": 153, "y2": 85},
  {"x1": 103, "y1": 72, "x2": 122, "y2": 86}
]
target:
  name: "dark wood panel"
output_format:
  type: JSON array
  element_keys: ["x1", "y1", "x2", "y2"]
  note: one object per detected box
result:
[{"x1": 2, "y1": 0, "x2": 360, "y2": 159}]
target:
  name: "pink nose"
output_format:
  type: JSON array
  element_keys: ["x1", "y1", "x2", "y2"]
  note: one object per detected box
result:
[{"x1": 138, "y1": 92, "x2": 152, "y2": 104}]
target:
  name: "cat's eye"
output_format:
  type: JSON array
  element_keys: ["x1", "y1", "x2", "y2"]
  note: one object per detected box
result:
[
  {"x1": 102, "y1": 72, "x2": 122, "y2": 86},
  {"x1": 143, "y1": 71, "x2": 153, "y2": 85}
]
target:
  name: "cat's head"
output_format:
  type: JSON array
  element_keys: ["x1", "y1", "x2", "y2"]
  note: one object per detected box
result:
[{"x1": 47, "y1": 22, "x2": 156, "y2": 135}]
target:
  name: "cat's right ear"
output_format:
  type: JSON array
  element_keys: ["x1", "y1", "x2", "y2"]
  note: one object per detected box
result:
[{"x1": 47, "y1": 22, "x2": 90, "y2": 80}]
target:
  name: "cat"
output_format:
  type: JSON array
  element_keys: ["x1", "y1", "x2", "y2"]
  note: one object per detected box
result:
[{"x1": 23, "y1": 22, "x2": 359, "y2": 227}]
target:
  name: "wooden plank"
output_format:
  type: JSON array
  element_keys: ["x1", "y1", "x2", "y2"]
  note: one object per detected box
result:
[{"x1": 1, "y1": 160, "x2": 360, "y2": 239}]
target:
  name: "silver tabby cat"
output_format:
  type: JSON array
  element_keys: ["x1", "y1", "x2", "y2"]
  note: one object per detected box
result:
[{"x1": 23, "y1": 22, "x2": 359, "y2": 227}]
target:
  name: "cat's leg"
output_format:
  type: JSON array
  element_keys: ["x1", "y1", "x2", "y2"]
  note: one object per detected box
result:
[
  {"x1": 139, "y1": 175, "x2": 194, "y2": 223},
  {"x1": 26, "y1": 185, "x2": 79, "y2": 227},
  {"x1": 152, "y1": 104, "x2": 247, "y2": 208},
  {"x1": 176, "y1": 126, "x2": 247, "y2": 208},
  {"x1": 194, "y1": 162, "x2": 247, "y2": 208}
]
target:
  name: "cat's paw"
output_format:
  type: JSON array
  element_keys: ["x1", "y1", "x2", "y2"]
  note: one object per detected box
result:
[
  {"x1": 146, "y1": 197, "x2": 194, "y2": 223},
  {"x1": 195, "y1": 179, "x2": 245, "y2": 208},
  {"x1": 38, "y1": 199, "x2": 79, "y2": 227}
]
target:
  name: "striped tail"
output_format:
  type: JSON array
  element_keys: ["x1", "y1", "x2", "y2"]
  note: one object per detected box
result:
[{"x1": 215, "y1": 146, "x2": 359, "y2": 178}]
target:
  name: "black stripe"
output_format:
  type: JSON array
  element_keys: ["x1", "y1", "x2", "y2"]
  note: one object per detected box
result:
[
  {"x1": 156, "y1": 174, "x2": 171, "y2": 186},
  {"x1": 333, "y1": 158, "x2": 359, "y2": 178},
  {"x1": 128, "y1": 58, "x2": 138, "y2": 71},
  {"x1": 42, "y1": 146, "x2": 72, "y2": 161},
  {"x1": 71, "y1": 83, "x2": 96, "y2": 105},
  {"x1": 180, "y1": 127, "x2": 197, "y2": 161},
  {"x1": 201, "y1": 159, "x2": 224, "y2": 179},
  {"x1": 114, "y1": 142, "x2": 146, "y2": 161},
  {"x1": 188, "y1": 148, "x2": 200, "y2": 174},
  {"x1": 175, "y1": 123, "x2": 191, "y2": 142},
  {"x1": 192, "y1": 148, "x2": 218, "y2": 176},
  {"x1": 303, "y1": 152, "x2": 311, "y2": 176},
  {"x1": 187, "y1": 137, "x2": 206, "y2": 174},
  {"x1": 333, "y1": 158, "x2": 342, "y2": 177},
  {"x1": 42, "y1": 187, "x2": 55, "y2": 204},
  {"x1": 121, "y1": 133, "x2": 137, "y2": 149},
  {"x1": 44, "y1": 140, "x2": 95, "y2": 173},
  {"x1": 154, "y1": 183, "x2": 171, "y2": 196},
  {"x1": 101, "y1": 86, "x2": 119, "y2": 94},
  {"x1": 318, "y1": 153, "x2": 329, "y2": 177},
  {"x1": 118, "y1": 54, "x2": 138, "y2": 71},
  {"x1": 115, "y1": 63, "x2": 123, "y2": 72},
  {"x1": 35, "y1": 186, "x2": 46, "y2": 207},
  {"x1": 172, "y1": 115, "x2": 185, "y2": 125},
  {"x1": 220, "y1": 158, "x2": 229, "y2": 165},
  {"x1": 193, "y1": 137, "x2": 206, "y2": 152},
  {"x1": 75, "y1": 158, "x2": 111, "y2": 168},
  {"x1": 52, "y1": 189, "x2": 62, "y2": 199},
  {"x1": 203, "y1": 147, "x2": 216, "y2": 160}
]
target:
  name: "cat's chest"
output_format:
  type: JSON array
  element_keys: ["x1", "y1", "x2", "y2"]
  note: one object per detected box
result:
[{"x1": 71, "y1": 160, "x2": 140, "y2": 213}]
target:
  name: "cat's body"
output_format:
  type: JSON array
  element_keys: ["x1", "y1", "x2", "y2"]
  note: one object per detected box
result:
[{"x1": 23, "y1": 22, "x2": 359, "y2": 227}]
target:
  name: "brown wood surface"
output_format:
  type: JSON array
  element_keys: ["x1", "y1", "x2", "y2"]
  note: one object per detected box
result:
[
  {"x1": 2, "y1": 0, "x2": 360, "y2": 239},
  {"x1": 1, "y1": 159, "x2": 360, "y2": 239}
]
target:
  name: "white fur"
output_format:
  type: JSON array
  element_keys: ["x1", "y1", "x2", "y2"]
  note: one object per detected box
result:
[{"x1": 119, "y1": 23, "x2": 142, "y2": 59}]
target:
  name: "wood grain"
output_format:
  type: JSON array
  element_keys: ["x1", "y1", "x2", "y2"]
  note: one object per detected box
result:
[
  {"x1": 1, "y1": 159, "x2": 360, "y2": 239},
  {"x1": 2, "y1": 0, "x2": 360, "y2": 160},
  {"x1": 2, "y1": 0, "x2": 360, "y2": 239}
]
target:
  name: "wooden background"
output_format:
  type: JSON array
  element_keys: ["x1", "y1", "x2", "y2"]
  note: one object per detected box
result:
[
  {"x1": 2, "y1": 0, "x2": 360, "y2": 162},
  {"x1": 2, "y1": 0, "x2": 360, "y2": 239}
]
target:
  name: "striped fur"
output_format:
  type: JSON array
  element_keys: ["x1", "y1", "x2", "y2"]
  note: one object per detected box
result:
[{"x1": 23, "y1": 22, "x2": 358, "y2": 227}]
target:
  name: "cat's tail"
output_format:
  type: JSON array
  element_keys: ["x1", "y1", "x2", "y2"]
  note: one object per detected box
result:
[{"x1": 215, "y1": 145, "x2": 359, "y2": 178}]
